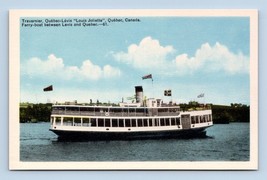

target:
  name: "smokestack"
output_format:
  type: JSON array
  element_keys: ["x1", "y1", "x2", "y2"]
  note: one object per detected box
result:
[{"x1": 135, "y1": 86, "x2": 143, "y2": 103}]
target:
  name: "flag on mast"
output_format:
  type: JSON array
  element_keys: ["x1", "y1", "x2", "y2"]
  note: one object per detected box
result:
[
  {"x1": 43, "y1": 85, "x2": 53, "y2": 92},
  {"x1": 142, "y1": 74, "x2": 153, "y2": 80}
]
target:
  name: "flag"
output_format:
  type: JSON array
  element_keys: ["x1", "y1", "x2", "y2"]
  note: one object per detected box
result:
[
  {"x1": 43, "y1": 85, "x2": 53, "y2": 92},
  {"x1": 197, "y1": 93, "x2": 204, "y2": 98},
  {"x1": 142, "y1": 74, "x2": 153, "y2": 80},
  {"x1": 164, "y1": 89, "x2": 172, "y2": 96}
]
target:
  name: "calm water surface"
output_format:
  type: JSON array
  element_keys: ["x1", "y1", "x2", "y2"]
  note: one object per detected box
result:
[{"x1": 20, "y1": 122, "x2": 249, "y2": 161}]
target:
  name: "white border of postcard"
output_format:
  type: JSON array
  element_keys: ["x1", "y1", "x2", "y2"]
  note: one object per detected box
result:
[{"x1": 9, "y1": 9, "x2": 258, "y2": 170}]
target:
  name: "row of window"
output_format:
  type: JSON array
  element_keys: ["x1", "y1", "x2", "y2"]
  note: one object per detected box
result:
[
  {"x1": 53, "y1": 117, "x2": 181, "y2": 127},
  {"x1": 191, "y1": 115, "x2": 212, "y2": 124},
  {"x1": 53, "y1": 114, "x2": 212, "y2": 127}
]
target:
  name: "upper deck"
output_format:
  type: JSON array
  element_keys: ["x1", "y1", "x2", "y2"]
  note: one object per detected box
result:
[{"x1": 51, "y1": 105, "x2": 181, "y2": 117}]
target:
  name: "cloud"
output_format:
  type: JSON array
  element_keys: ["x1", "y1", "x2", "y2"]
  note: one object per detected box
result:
[
  {"x1": 22, "y1": 54, "x2": 121, "y2": 80},
  {"x1": 175, "y1": 42, "x2": 249, "y2": 75},
  {"x1": 113, "y1": 36, "x2": 175, "y2": 70},
  {"x1": 113, "y1": 37, "x2": 249, "y2": 75}
]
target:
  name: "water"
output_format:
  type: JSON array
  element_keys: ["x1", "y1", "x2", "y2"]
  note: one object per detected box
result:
[{"x1": 20, "y1": 122, "x2": 249, "y2": 161}]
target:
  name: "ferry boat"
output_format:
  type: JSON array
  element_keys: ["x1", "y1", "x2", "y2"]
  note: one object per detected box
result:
[{"x1": 49, "y1": 86, "x2": 213, "y2": 140}]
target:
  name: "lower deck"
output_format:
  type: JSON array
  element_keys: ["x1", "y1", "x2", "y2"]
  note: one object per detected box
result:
[{"x1": 50, "y1": 115, "x2": 212, "y2": 130}]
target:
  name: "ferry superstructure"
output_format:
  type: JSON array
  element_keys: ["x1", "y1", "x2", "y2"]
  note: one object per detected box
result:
[{"x1": 49, "y1": 86, "x2": 213, "y2": 140}]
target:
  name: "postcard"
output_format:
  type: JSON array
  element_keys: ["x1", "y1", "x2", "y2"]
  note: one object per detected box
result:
[{"x1": 9, "y1": 9, "x2": 258, "y2": 170}]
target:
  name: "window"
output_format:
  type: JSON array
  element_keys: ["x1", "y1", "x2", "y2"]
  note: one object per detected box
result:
[
  {"x1": 80, "y1": 107, "x2": 94, "y2": 113},
  {"x1": 174, "y1": 108, "x2": 179, "y2": 112},
  {"x1": 191, "y1": 116, "x2": 195, "y2": 124},
  {"x1": 125, "y1": 119, "x2": 131, "y2": 127},
  {"x1": 154, "y1": 118, "x2": 159, "y2": 126},
  {"x1": 171, "y1": 118, "x2": 176, "y2": 125},
  {"x1": 160, "y1": 118, "x2": 165, "y2": 126},
  {"x1": 158, "y1": 108, "x2": 168, "y2": 113},
  {"x1": 158, "y1": 108, "x2": 168, "y2": 114},
  {"x1": 91, "y1": 118, "x2": 97, "y2": 127},
  {"x1": 123, "y1": 108, "x2": 128, "y2": 115},
  {"x1": 112, "y1": 119, "x2": 118, "y2": 127},
  {"x1": 53, "y1": 106, "x2": 65, "y2": 111},
  {"x1": 196, "y1": 116, "x2": 199, "y2": 123},
  {"x1": 166, "y1": 118, "x2": 170, "y2": 126},
  {"x1": 132, "y1": 119, "x2": 137, "y2": 127},
  {"x1": 149, "y1": 119, "x2": 153, "y2": 126},
  {"x1": 136, "y1": 108, "x2": 145, "y2": 115},
  {"x1": 83, "y1": 118, "x2": 90, "y2": 126},
  {"x1": 80, "y1": 107, "x2": 89, "y2": 111},
  {"x1": 111, "y1": 108, "x2": 122, "y2": 116},
  {"x1": 74, "y1": 118, "x2": 81, "y2": 126},
  {"x1": 63, "y1": 117, "x2": 72, "y2": 126},
  {"x1": 114, "y1": 108, "x2": 122, "y2": 113},
  {"x1": 119, "y1": 119, "x2": 124, "y2": 127},
  {"x1": 66, "y1": 106, "x2": 79, "y2": 111},
  {"x1": 144, "y1": 119, "x2": 148, "y2": 127},
  {"x1": 55, "y1": 117, "x2": 61, "y2": 125},
  {"x1": 98, "y1": 118, "x2": 104, "y2": 127},
  {"x1": 129, "y1": 108, "x2": 135, "y2": 115},
  {"x1": 137, "y1": 119, "x2": 143, "y2": 127},
  {"x1": 100, "y1": 108, "x2": 109, "y2": 115},
  {"x1": 105, "y1": 119, "x2": 111, "y2": 127}
]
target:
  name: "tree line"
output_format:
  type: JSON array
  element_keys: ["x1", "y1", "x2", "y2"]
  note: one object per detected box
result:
[
  {"x1": 179, "y1": 102, "x2": 250, "y2": 124},
  {"x1": 211, "y1": 103, "x2": 250, "y2": 124},
  {"x1": 19, "y1": 102, "x2": 250, "y2": 124},
  {"x1": 20, "y1": 103, "x2": 52, "y2": 123}
]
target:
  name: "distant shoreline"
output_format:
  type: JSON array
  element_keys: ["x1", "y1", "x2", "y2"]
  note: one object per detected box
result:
[{"x1": 19, "y1": 102, "x2": 250, "y2": 124}]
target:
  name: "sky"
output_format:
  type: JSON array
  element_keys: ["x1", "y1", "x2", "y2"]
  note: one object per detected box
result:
[{"x1": 20, "y1": 16, "x2": 250, "y2": 105}]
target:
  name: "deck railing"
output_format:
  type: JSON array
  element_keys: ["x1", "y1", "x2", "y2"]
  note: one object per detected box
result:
[
  {"x1": 51, "y1": 108, "x2": 181, "y2": 117},
  {"x1": 51, "y1": 106, "x2": 211, "y2": 117}
]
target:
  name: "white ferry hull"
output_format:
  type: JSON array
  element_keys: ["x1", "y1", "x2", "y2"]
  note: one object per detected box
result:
[{"x1": 50, "y1": 126, "x2": 211, "y2": 141}]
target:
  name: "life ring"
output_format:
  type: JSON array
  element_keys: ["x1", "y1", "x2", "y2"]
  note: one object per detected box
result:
[{"x1": 105, "y1": 112, "x2": 109, "y2": 116}]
